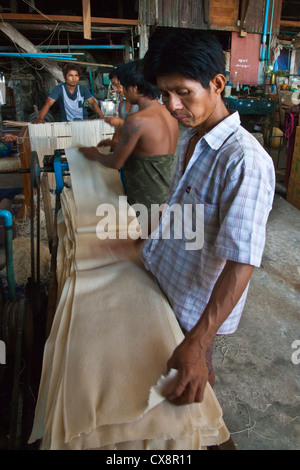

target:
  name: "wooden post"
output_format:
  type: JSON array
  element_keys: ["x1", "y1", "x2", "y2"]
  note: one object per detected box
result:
[
  {"x1": 239, "y1": 0, "x2": 249, "y2": 37},
  {"x1": 82, "y1": 0, "x2": 92, "y2": 40},
  {"x1": 17, "y1": 127, "x2": 33, "y2": 219},
  {"x1": 40, "y1": 173, "x2": 55, "y2": 251},
  {"x1": 124, "y1": 39, "x2": 131, "y2": 63},
  {"x1": 139, "y1": 25, "x2": 149, "y2": 59}
]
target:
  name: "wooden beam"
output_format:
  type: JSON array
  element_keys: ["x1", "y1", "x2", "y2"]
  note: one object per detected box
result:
[
  {"x1": 239, "y1": 0, "x2": 249, "y2": 37},
  {"x1": 8, "y1": 23, "x2": 132, "y2": 33},
  {"x1": 0, "y1": 13, "x2": 140, "y2": 26},
  {"x1": 67, "y1": 60, "x2": 114, "y2": 69},
  {"x1": 82, "y1": 0, "x2": 92, "y2": 40},
  {"x1": 280, "y1": 20, "x2": 300, "y2": 28},
  {"x1": 0, "y1": 22, "x2": 64, "y2": 82}
]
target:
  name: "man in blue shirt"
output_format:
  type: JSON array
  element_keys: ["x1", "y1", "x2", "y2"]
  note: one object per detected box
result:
[{"x1": 34, "y1": 63, "x2": 103, "y2": 123}]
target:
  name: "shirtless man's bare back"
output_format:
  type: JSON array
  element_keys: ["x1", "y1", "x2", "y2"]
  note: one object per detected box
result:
[{"x1": 80, "y1": 59, "x2": 179, "y2": 210}]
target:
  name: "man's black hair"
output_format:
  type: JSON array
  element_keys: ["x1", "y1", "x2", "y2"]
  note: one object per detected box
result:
[
  {"x1": 143, "y1": 29, "x2": 226, "y2": 90},
  {"x1": 62, "y1": 63, "x2": 82, "y2": 77},
  {"x1": 117, "y1": 59, "x2": 160, "y2": 100},
  {"x1": 109, "y1": 68, "x2": 119, "y2": 80}
]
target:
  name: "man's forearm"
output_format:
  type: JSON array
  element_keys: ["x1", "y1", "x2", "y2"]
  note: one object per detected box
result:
[
  {"x1": 36, "y1": 103, "x2": 51, "y2": 122},
  {"x1": 37, "y1": 107, "x2": 48, "y2": 121},
  {"x1": 187, "y1": 260, "x2": 254, "y2": 350},
  {"x1": 89, "y1": 99, "x2": 104, "y2": 118},
  {"x1": 163, "y1": 260, "x2": 254, "y2": 404}
]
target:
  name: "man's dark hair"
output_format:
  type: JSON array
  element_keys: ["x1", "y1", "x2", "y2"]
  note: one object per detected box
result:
[
  {"x1": 143, "y1": 29, "x2": 226, "y2": 90},
  {"x1": 62, "y1": 63, "x2": 82, "y2": 77},
  {"x1": 117, "y1": 59, "x2": 160, "y2": 100},
  {"x1": 109, "y1": 69, "x2": 118, "y2": 80}
]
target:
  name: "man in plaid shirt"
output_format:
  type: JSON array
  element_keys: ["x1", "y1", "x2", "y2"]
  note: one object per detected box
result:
[{"x1": 142, "y1": 29, "x2": 275, "y2": 408}]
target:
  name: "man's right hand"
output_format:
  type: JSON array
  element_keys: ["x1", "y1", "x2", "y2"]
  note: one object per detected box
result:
[
  {"x1": 97, "y1": 138, "x2": 113, "y2": 148},
  {"x1": 1, "y1": 133, "x2": 17, "y2": 143},
  {"x1": 104, "y1": 116, "x2": 124, "y2": 127},
  {"x1": 162, "y1": 336, "x2": 209, "y2": 406},
  {"x1": 79, "y1": 146, "x2": 102, "y2": 162},
  {"x1": 32, "y1": 119, "x2": 46, "y2": 124}
]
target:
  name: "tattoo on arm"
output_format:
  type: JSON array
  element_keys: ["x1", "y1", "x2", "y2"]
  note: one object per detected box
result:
[{"x1": 118, "y1": 118, "x2": 141, "y2": 146}]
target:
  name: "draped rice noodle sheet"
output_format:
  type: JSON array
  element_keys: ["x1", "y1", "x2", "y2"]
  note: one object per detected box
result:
[{"x1": 28, "y1": 147, "x2": 229, "y2": 450}]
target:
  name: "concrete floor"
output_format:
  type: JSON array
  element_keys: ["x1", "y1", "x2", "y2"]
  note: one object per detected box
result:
[{"x1": 214, "y1": 193, "x2": 300, "y2": 450}]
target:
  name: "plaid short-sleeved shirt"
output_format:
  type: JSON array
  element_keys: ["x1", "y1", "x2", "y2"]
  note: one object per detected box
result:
[{"x1": 142, "y1": 111, "x2": 275, "y2": 334}]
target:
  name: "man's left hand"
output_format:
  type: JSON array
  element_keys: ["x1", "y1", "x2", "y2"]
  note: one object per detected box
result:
[
  {"x1": 1, "y1": 133, "x2": 17, "y2": 143},
  {"x1": 79, "y1": 146, "x2": 102, "y2": 161}
]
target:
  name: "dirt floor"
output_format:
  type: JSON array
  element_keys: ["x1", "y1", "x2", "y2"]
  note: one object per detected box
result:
[{"x1": 213, "y1": 192, "x2": 300, "y2": 450}]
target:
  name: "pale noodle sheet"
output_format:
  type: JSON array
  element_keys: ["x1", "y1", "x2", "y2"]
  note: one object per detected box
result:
[
  {"x1": 29, "y1": 147, "x2": 229, "y2": 450},
  {"x1": 28, "y1": 120, "x2": 114, "y2": 189}
]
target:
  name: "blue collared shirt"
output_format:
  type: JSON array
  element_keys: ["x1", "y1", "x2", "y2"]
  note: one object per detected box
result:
[{"x1": 142, "y1": 111, "x2": 275, "y2": 334}]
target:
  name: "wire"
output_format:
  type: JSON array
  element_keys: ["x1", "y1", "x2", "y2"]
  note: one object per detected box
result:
[
  {"x1": 21, "y1": 0, "x2": 53, "y2": 22},
  {"x1": 0, "y1": 13, "x2": 46, "y2": 72},
  {"x1": 36, "y1": 23, "x2": 60, "y2": 49}
]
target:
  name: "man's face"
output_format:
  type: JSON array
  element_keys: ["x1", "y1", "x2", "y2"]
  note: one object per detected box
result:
[
  {"x1": 111, "y1": 78, "x2": 123, "y2": 96},
  {"x1": 65, "y1": 70, "x2": 80, "y2": 87},
  {"x1": 123, "y1": 85, "x2": 138, "y2": 104},
  {"x1": 157, "y1": 74, "x2": 220, "y2": 129}
]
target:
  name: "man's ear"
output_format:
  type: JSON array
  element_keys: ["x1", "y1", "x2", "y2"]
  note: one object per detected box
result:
[{"x1": 211, "y1": 74, "x2": 226, "y2": 95}]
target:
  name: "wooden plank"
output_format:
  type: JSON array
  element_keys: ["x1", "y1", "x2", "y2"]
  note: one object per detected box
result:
[
  {"x1": 0, "y1": 22, "x2": 64, "y2": 82},
  {"x1": 82, "y1": 0, "x2": 92, "y2": 40},
  {"x1": 280, "y1": 20, "x2": 300, "y2": 28},
  {"x1": 209, "y1": 0, "x2": 239, "y2": 27},
  {"x1": 56, "y1": 59, "x2": 114, "y2": 69},
  {"x1": 0, "y1": 13, "x2": 140, "y2": 26},
  {"x1": 12, "y1": 23, "x2": 132, "y2": 33},
  {"x1": 4, "y1": 120, "x2": 29, "y2": 127}
]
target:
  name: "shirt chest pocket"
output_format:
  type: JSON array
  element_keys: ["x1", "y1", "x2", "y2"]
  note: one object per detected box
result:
[{"x1": 181, "y1": 187, "x2": 220, "y2": 242}]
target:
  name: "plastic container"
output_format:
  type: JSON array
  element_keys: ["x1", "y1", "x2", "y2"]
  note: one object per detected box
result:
[
  {"x1": 271, "y1": 127, "x2": 283, "y2": 148},
  {"x1": 0, "y1": 141, "x2": 10, "y2": 157},
  {"x1": 251, "y1": 133, "x2": 264, "y2": 147}
]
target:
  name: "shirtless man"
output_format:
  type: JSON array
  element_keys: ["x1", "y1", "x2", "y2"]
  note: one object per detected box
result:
[
  {"x1": 80, "y1": 59, "x2": 179, "y2": 213},
  {"x1": 98, "y1": 67, "x2": 138, "y2": 149}
]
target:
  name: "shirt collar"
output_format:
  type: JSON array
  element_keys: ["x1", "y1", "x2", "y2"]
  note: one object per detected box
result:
[
  {"x1": 181, "y1": 110, "x2": 240, "y2": 150},
  {"x1": 203, "y1": 110, "x2": 240, "y2": 150},
  {"x1": 178, "y1": 110, "x2": 241, "y2": 174}
]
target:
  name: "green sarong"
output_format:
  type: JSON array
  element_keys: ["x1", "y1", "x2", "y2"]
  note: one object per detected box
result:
[{"x1": 123, "y1": 154, "x2": 175, "y2": 213}]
